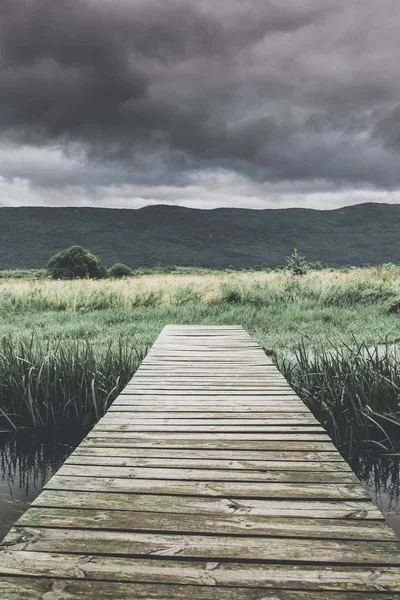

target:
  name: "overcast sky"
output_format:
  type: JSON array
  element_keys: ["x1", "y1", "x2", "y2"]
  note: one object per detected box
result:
[{"x1": 1, "y1": 0, "x2": 400, "y2": 210}]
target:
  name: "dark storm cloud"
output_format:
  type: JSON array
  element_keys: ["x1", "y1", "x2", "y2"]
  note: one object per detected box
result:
[{"x1": 1, "y1": 0, "x2": 400, "y2": 193}]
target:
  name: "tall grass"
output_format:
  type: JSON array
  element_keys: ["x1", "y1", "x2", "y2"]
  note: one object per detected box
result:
[
  {"x1": 0, "y1": 336, "x2": 146, "y2": 431},
  {"x1": 279, "y1": 341, "x2": 400, "y2": 454},
  {"x1": 0, "y1": 267, "x2": 398, "y2": 313}
]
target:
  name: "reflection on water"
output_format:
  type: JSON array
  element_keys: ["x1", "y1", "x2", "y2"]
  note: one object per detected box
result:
[
  {"x1": 349, "y1": 454, "x2": 400, "y2": 538},
  {"x1": 0, "y1": 433, "x2": 399, "y2": 541},
  {"x1": 0, "y1": 431, "x2": 86, "y2": 540}
]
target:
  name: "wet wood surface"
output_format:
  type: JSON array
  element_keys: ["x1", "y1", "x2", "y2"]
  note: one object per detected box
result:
[{"x1": 0, "y1": 324, "x2": 399, "y2": 598}]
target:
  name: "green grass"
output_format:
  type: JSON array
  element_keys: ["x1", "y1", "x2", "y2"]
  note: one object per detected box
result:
[
  {"x1": 279, "y1": 341, "x2": 400, "y2": 453},
  {"x1": 0, "y1": 336, "x2": 146, "y2": 430}
]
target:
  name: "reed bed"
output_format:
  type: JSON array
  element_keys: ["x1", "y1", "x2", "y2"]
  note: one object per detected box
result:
[
  {"x1": 0, "y1": 336, "x2": 146, "y2": 431},
  {"x1": 279, "y1": 342, "x2": 400, "y2": 453},
  {"x1": 0, "y1": 265, "x2": 399, "y2": 312}
]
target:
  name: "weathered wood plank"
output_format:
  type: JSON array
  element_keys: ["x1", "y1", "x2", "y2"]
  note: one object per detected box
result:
[
  {"x1": 56, "y1": 464, "x2": 359, "y2": 483},
  {"x1": 109, "y1": 403, "x2": 309, "y2": 411},
  {"x1": 15, "y1": 508, "x2": 395, "y2": 540},
  {"x1": 32, "y1": 490, "x2": 384, "y2": 519},
  {"x1": 6, "y1": 577, "x2": 399, "y2": 600},
  {"x1": 80, "y1": 438, "x2": 341, "y2": 450},
  {"x1": 113, "y1": 399, "x2": 304, "y2": 406},
  {"x1": 131, "y1": 377, "x2": 289, "y2": 382},
  {"x1": 44, "y1": 475, "x2": 370, "y2": 498},
  {"x1": 109, "y1": 408, "x2": 311, "y2": 415},
  {"x1": 94, "y1": 424, "x2": 326, "y2": 433},
  {"x1": 4, "y1": 527, "x2": 399, "y2": 565},
  {"x1": 71, "y1": 446, "x2": 344, "y2": 460},
  {"x1": 124, "y1": 385, "x2": 294, "y2": 389},
  {"x1": 115, "y1": 394, "x2": 301, "y2": 400},
  {"x1": 2, "y1": 553, "x2": 400, "y2": 592},
  {"x1": 87, "y1": 432, "x2": 331, "y2": 440},
  {"x1": 66, "y1": 455, "x2": 351, "y2": 471},
  {"x1": 103, "y1": 414, "x2": 318, "y2": 422}
]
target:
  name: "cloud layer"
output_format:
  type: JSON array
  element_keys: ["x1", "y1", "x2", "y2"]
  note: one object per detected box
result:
[{"x1": 1, "y1": 0, "x2": 400, "y2": 207}]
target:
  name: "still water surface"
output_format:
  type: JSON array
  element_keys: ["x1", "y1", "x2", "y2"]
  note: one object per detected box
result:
[
  {"x1": 0, "y1": 432, "x2": 399, "y2": 541},
  {"x1": 0, "y1": 431, "x2": 86, "y2": 540}
]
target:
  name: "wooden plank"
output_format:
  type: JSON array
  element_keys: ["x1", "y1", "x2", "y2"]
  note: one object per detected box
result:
[
  {"x1": 2, "y1": 553, "x2": 400, "y2": 592},
  {"x1": 101, "y1": 420, "x2": 320, "y2": 427},
  {"x1": 124, "y1": 384, "x2": 294, "y2": 389},
  {"x1": 44, "y1": 475, "x2": 370, "y2": 498},
  {"x1": 71, "y1": 446, "x2": 345, "y2": 460},
  {"x1": 86, "y1": 432, "x2": 331, "y2": 440},
  {"x1": 113, "y1": 393, "x2": 307, "y2": 404},
  {"x1": 16, "y1": 508, "x2": 395, "y2": 540},
  {"x1": 109, "y1": 404, "x2": 310, "y2": 412},
  {"x1": 112, "y1": 398, "x2": 303, "y2": 403},
  {"x1": 4, "y1": 527, "x2": 399, "y2": 564},
  {"x1": 56, "y1": 464, "x2": 359, "y2": 483},
  {"x1": 97, "y1": 417, "x2": 323, "y2": 426},
  {"x1": 80, "y1": 438, "x2": 340, "y2": 450},
  {"x1": 6, "y1": 578, "x2": 399, "y2": 600},
  {"x1": 94, "y1": 424, "x2": 326, "y2": 433},
  {"x1": 118, "y1": 391, "x2": 300, "y2": 396},
  {"x1": 32, "y1": 490, "x2": 384, "y2": 519},
  {"x1": 66, "y1": 456, "x2": 351, "y2": 472},
  {"x1": 131, "y1": 376, "x2": 289, "y2": 381},
  {"x1": 113, "y1": 396, "x2": 302, "y2": 402},
  {"x1": 104, "y1": 413, "x2": 318, "y2": 421}
]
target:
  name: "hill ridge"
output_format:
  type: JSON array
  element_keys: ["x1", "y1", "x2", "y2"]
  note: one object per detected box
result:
[{"x1": 1, "y1": 203, "x2": 398, "y2": 268}]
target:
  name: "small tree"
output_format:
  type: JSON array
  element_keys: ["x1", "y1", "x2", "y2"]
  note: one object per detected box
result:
[
  {"x1": 285, "y1": 248, "x2": 308, "y2": 276},
  {"x1": 109, "y1": 263, "x2": 133, "y2": 278},
  {"x1": 47, "y1": 246, "x2": 107, "y2": 280}
]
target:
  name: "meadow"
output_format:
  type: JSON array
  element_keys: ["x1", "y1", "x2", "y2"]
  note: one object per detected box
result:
[{"x1": 1, "y1": 265, "x2": 400, "y2": 453}]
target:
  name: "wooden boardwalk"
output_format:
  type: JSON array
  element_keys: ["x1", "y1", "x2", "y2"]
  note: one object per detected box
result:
[{"x1": 0, "y1": 324, "x2": 399, "y2": 599}]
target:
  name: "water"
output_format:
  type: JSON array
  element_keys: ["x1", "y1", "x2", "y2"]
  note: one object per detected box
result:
[
  {"x1": 349, "y1": 454, "x2": 400, "y2": 537},
  {"x1": 0, "y1": 431, "x2": 86, "y2": 540},
  {"x1": 0, "y1": 433, "x2": 399, "y2": 541}
]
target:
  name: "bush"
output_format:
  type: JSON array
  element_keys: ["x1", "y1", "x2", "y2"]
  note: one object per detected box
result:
[
  {"x1": 285, "y1": 248, "x2": 308, "y2": 276},
  {"x1": 47, "y1": 246, "x2": 107, "y2": 280},
  {"x1": 109, "y1": 263, "x2": 133, "y2": 278}
]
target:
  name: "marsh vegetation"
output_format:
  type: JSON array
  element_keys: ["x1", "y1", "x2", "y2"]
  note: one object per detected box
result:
[{"x1": 0, "y1": 265, "x2": 400, "y2": 452}]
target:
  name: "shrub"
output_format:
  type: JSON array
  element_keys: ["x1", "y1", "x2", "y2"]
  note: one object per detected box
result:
[
  {"x1": 47, "y1": 246, "x2": 107, "y2": 280},
  {"x1": 285, "y1": 248, "x2": 308, "y2": 276},
  {"x1": 109, "y1": 263, "x2": 133, "y2": 278}
]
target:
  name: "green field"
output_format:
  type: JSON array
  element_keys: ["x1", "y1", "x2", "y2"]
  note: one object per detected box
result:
[
  {"x1": 2, "y1": 267, "x2": 400, "y2": 351},
  {"x1": 1, "y1": 266, "x2": 400, "y2": 452}
]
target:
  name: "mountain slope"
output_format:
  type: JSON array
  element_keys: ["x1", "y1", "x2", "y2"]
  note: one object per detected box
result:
[{"x1": 0, "y1": 203, "x2": 399, "y2": 268}]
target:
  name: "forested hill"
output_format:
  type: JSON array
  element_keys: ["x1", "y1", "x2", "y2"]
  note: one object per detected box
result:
[{"x1": 0, "y1": 203, "x2": 399, "y2": 269}]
